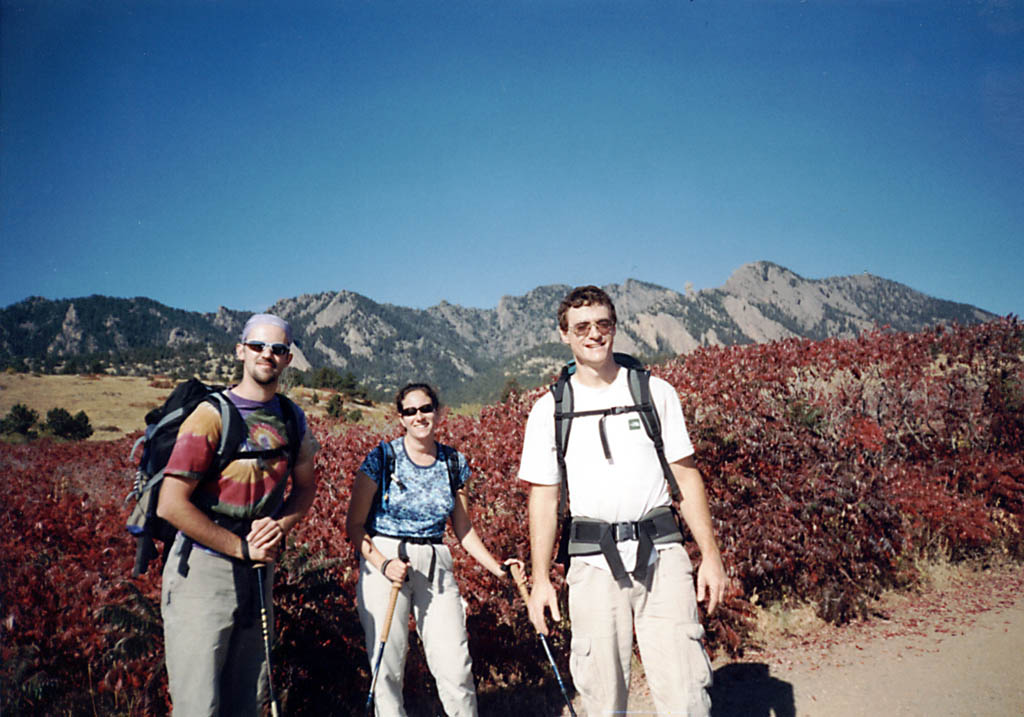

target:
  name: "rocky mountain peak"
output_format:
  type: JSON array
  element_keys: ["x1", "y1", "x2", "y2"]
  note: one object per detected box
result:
[{"x1": 0, "y1": 262, "x2": 997, "y2": 403}]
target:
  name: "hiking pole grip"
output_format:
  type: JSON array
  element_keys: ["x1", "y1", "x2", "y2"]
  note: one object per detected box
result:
[
  {"x1": 378, "y1": 578, "x2": 403, "y2": 645},
  {"x1": 509, "y1": 562, "x2": 532, "y2": 605},
  {"x1": 365, "y1": 579, "x2": 403, "y2": 717},
  {"x1": 255, "y1": 565, "x2": 280, "y2": 717}
]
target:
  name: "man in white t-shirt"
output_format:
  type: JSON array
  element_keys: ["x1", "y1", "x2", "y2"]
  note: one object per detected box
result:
[{"x1": 519, "y1": 285, "x2": 727, "y2": 716}]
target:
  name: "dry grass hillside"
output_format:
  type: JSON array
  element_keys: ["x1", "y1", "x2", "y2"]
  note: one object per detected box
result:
[
  {"x1": 0, "y1": 373, "x2": 171, "y2": 439},
  {"x1": 0, "y1": 372, "x2": 386, "y2": 440}
]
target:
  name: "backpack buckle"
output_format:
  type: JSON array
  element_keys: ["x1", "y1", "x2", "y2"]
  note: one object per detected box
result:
[{"x1": 610, "y1": 521, "x2": 638, "y2": 541}]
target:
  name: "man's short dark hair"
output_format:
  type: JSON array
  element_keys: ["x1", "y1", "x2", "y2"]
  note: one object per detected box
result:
[{"x1": 557, "y1": 285, "x2": 617, "y2": 331}]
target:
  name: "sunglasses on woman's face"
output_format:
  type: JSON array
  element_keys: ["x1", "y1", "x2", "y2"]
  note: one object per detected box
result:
[{"x1": 399, "y1": 403, "x2": 436, "y2": 417}]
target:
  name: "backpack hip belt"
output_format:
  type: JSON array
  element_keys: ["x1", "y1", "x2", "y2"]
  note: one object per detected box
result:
[
  {"x1": 173, "y1": 513, "x2": 257, "y2": 576},
  {"x1": 367, "y1": 533, "x2": 445, "y2": 582},
  {"x1": 368, "y1": 530, "x2": 444, "y2": 545},
  {"x1": 567, "y1": 505, "x2": 683, "y2": 587}
]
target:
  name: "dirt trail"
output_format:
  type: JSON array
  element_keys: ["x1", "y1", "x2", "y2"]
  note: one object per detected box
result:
[
  {"x1": 553, "y1": 562, "x2": 1024, "y2": 716},
  {"x1": 709, "y1": 562, "x2": 1024, "y2": 717}
]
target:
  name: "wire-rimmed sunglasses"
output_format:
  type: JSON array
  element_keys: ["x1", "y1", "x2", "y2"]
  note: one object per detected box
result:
[
  {"x1": 399, "y1": 403, "x2": 436, "y2": 417},
  {"x1": 243, "y1": 340, "x2": 291, "y2": 357},
  {"x1": 569, "y1": 319, "x2": 615, "y2": 337}
]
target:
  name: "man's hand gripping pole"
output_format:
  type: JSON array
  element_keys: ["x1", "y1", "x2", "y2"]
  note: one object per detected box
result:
[{"x1": 509, "y1": 563, "x2": 577, "y2": 717}]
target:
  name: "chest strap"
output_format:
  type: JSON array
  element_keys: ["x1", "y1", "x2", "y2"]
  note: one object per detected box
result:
[{"x1": 567, "y1": 505, "x2": 683, "y2": 587}]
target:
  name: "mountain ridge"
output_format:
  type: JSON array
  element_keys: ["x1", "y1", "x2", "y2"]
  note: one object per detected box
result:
[{"x1": 0, "y1": 262, "x2": 997, "y2": 403}]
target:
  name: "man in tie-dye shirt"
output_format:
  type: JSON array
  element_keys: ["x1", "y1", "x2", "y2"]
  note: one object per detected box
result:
[{"x1": 157, "y1": 313, "x2": 318, "y2": 716}]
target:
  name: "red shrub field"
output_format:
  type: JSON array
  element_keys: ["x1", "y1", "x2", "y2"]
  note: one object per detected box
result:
[{"x1": 2, "y1": 319, "x2": 1023, "y2": 715}]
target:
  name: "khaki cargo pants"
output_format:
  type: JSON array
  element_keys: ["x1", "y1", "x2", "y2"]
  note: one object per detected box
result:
[
  {"x1": 567, "y1": 543, "x2": 713, "y2": 716},
  {"x1": 161, "y1": 534, "x2": 272, "y2": 716}
]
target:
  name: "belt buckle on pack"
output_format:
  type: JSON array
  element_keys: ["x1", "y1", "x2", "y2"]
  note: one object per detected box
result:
[{"x1": 611, "y1": 521, "x2": 637, "y2": 541}]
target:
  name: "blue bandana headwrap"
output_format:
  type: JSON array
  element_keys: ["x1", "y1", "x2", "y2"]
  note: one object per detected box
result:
[{"x1": 240, "y1": 313, "x2": 292, "y2": 345}]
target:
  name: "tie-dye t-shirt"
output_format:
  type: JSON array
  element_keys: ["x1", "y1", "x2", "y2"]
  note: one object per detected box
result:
[
  {"x1": 360, "y1": 438, "x2": 469, "y2": 539},
  {"x1": 164, "y1": 390, "x2": 317, "y2": 521}
]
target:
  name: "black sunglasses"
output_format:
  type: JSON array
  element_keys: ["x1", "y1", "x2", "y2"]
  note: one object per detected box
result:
[
  {"x1": 399, "y1": 403, "x2": 436, "y2": 417},
  {"x1": 244, "y1": 340, "x2": 291, "y2": 357}
]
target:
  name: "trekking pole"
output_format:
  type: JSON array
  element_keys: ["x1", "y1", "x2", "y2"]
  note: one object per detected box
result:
[
  {"x1": 255, "y1": 565, "x2": 281, "y2": 717},
  {"x1": 509, "y1": 563, "x2": 577, "y2": 717},
  {"x1": 365, "y1": 578, "x2": 403, "y2": 717}
]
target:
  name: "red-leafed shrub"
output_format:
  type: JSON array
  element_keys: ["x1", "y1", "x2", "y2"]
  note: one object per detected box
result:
[
  {"x1": 661, "y1": 318, "x2": 1024, "y2": 624},
  {"x1": 2, "y1": 318, "x2": 1022, "y2": 714},
  {"x1": 0, "y1": 437, "x2": 168, "y2": 715}
]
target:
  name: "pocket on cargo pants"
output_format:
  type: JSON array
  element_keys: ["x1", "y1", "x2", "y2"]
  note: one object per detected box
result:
[
  {"x1": 567, "y1": 559, "x2": 630, "y2": 714},
  {"x1": 636, "y1": 545, "x2": 713, "y2": 716},
  {"x1": 680, "y1": 622, "x2": 713, "y2": 715}
]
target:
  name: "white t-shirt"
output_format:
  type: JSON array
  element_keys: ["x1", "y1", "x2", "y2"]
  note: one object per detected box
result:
[{"x1": 518, "y1": 367, "x2": 694, "y2": 572}]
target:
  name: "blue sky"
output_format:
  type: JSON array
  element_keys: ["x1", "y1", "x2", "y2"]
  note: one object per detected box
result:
[{"x1": 2, "y1": 1, "x2": 1022, "y2": 316}]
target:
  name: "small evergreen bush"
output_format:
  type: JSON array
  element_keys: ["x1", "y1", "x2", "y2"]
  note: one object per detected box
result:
[
  {"x1": 326, "y1": 394, "x2": 344, "y2": 418},
  {"x1": 45, "y1": 407, "x2": 94, "y2": 440},
  {"x1": 1, "y1": 404, "x2": 38, "y2": 436}
]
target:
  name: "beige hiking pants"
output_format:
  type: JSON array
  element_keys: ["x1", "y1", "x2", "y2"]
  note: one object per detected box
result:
[
  {"x1": 356, "y1": 536, "x2": 478, "y2": 717},
  {"x1": 567, "y1": 543, "x2": 712, "y2": 716},
  {"x1": 161, "y1": 535, "x2": 272, "y2": 716}
]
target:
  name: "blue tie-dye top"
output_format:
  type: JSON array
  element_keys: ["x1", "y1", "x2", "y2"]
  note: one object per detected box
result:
[{"x1": 359, "y1": 438, "x2": 469, "y2": 539}]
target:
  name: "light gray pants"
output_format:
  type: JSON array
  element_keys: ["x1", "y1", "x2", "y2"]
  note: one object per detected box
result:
[
  {"x1": 567, "y1": 544, "x2": 712, "y2": 716},
  {"x1": 161, "y1": 535, "x2": 272, "y2": 716},
  {"x1": 356, "y1": 536, "x2": 478, "y2": 717}
]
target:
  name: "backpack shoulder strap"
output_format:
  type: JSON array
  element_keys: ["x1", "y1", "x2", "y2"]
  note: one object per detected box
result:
[
  {"x1": 611, "y1": 352, "x2": 645, "y2": 371},
  {"x1": 211, "y1": 392, "x2": 304, "y2": 472},
  {"x1": 624, "y1": 362, "x2": 682, "y2": 502},
  {"x1": 437, "y1": 442, "x2": 463, "y2": 498},
  {"x1": 550, "y1": 353, "x2": 683, "y2": 508},
  {"x1": 379, "y1": 439, "x2": 396, "y2": 509},
  {"x1": 550, "y1": 364, "x2": 574, "y2": 514},
  {"x1": 275, "y1": 393, "x2": 302, "y2": 471},
  {"x1": 207, "y1": 391, "x2": 248, "y2": 475}
]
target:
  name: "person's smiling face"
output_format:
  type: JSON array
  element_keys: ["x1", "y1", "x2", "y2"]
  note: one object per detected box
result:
[
  {"x1": 235, "y1": 323, "x2": 292, "y2": 386},
  {"x1": 559, "y1": 303, "x2": 616, "y2": 369},
  {"x1": 399, "y1": 389, "x2": 437, "y2": 439}
]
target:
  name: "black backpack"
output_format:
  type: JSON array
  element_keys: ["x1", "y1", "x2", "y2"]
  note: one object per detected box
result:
[
  {"x1": 550, "y1": 353, "x2": 687, "y2": 575},
  {"x1": 126, "y1": 378, "x2": 300, "y2": 576},
  {"x1": 551, "y1": 352, "x2": 681, "y2": 511}
]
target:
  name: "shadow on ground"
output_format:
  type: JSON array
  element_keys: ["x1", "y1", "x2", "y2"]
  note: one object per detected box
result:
[
  {"x1": 479, "y1": 682, "x2": 578, "y2": 716},
  {"x1": 395, "y1": 661, "x2": 794, "y2": 716},
  {"x1": 710, "y1": 662, "x2": 795, "y2": 717},
  {"x1": 395, "y1": 682, "x2": 575, "y2": 717}
]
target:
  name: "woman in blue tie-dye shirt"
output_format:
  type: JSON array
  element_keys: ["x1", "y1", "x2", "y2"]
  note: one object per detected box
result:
[{"x1": 345, "y1": 382, "x2": 517, "y2": 717}]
